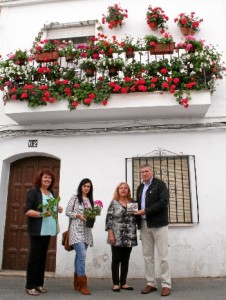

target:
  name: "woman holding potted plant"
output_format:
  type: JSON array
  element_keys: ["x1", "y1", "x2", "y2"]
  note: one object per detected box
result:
[
  {"x1": 66, "y1": 178, "x2": 95, "y2": 295},
  {"x1": 24, "y1": 169, "x2": 63, "y2": 296}
]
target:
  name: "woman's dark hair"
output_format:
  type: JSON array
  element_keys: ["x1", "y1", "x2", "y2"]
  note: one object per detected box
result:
[
  {"x1": 34, "y1": 169, "x2": 55, "y2": 190},
  {"x1": 77, "y1": 178, "x2": 94, "y2": 208}
]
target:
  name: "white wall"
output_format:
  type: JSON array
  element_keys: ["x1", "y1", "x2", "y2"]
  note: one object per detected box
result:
[{"x1": 0, "y1": 129, "x2": 226, "y2": 278}]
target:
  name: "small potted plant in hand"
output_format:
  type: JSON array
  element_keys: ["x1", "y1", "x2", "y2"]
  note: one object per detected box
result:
[{"x1": 83, "y1": 200, "x2": 103, "y2": 228}]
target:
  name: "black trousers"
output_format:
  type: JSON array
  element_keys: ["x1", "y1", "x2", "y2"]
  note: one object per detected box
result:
[
  {"x1": 111, "y1": 246, "x2": 132, "y2": 286},
  {"x1": 26, "y1": 235, "x2": 51, "y2": 289}
]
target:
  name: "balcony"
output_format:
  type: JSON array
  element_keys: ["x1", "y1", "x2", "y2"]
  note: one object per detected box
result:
[{"x1": 4, "y1": 91, "x2": 211, "y2": 125}]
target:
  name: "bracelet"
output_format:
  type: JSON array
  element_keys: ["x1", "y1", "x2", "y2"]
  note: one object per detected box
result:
[{"x1": 38, "y1": 212, "x2": 43, "y2": 218}]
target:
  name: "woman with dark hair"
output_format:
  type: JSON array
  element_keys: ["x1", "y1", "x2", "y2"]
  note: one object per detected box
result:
[
  {"x1": 106, "y1": 182, "x2": 137, "y2": 292},
  {"x1": 24, "y1": 168, "x2": 63, "y2": 296},
  {"x1": 66, "y1": 178, "x2": 94, "y2": 295}
]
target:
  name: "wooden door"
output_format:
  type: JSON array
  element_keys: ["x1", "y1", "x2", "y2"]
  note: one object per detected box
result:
[{"x1": 2, "y1": 156, "x2": 60, "y2": 271}]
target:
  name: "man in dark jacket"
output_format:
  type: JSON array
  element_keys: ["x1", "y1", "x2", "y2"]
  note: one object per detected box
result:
[{"x1": 135, "y1": 164, "x2": 171, "y2": 297}]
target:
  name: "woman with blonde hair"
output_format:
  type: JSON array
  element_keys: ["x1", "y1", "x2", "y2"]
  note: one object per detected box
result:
[{"x1": 106, "y1": 182, "x2": 137, "y2": 292}]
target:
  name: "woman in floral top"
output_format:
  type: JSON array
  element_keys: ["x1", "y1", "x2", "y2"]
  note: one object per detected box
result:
[
  {"x1": 66, "y1": 178, "x2": 94, "y2": 295},
  {"x1": 106, "y1": 182, "x2": 137, "y2": 292}
]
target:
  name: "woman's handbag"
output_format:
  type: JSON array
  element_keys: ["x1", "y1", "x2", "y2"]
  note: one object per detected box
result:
[
  {"x1": 62, "y1": 198, "x2": 76, "y2": 251},
  {"x1": 62, "y1": 229, "x2": 73, "y2": 251}
]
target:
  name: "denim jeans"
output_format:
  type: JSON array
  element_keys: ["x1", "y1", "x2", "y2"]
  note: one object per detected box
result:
[{"x1": 73, "y1": 242, "x2": 88, "y2": 276}]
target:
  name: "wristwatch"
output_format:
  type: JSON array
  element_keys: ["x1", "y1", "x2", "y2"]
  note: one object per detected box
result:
[{"x1": 39, "y1": 212, "x2": 43, "y2": 217}]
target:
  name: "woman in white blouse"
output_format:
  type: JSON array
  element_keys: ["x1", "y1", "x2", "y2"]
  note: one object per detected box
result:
[{"x1": 66, "y1": 178, "x2": 94, "y2": 295}]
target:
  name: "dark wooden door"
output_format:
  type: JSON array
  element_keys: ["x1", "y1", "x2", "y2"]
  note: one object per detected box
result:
[{"x1": 2, "y1": 156, "x2": 60, "y2": 271}]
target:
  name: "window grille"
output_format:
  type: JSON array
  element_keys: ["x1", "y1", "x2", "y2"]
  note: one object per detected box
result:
[{"x1": 125, "y1": 148, "x2": 199, "y2": 224}]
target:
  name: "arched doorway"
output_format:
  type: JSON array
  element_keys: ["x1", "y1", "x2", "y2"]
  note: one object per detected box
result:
[{"x1": 2, "y1": 156, "x2": 60, "y2": 271}]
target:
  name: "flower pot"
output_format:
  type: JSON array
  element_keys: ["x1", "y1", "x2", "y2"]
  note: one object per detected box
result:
[
  {"x1": 180, "y1": 27, "x2": 196, "y2": 36},
  {"x1": 105, "y1": 50, "x2": 113, "y2": 58},
  {"x1": 65, "y1": 55, "x2": 75, "y2": 62},
  {"x1": 108, "y1": 66, "x2": 119, "y2": 76},
  {"x1": 125, "y1": 47, "x2": 134, "y2": 59},
  {"x1": 149, "y1": 43, "x2": 175, "y2": 55},
  {"x1": 147, "y1": 22, "x2": 158, "y2": 31},
  {"x1": 34, "y1": 51, "x2": 59, "y2": 63},
  {"x1": 85, "y1": 68, "x2": 96, "y2": 77},
  {"x1": 16, "y1": 59, "x2": 26, "y2": 66},
  {"x1": 85, "y1": 218, "x2": 95, "y2": 228}
]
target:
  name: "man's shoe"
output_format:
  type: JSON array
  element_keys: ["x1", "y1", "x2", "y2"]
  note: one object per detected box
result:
[
  {"x1": 141, "y1": 285, "x2": 157, "y2": 294},
  {"x1": 161, "y1": 287, "x2": 171, "y2": 296}
]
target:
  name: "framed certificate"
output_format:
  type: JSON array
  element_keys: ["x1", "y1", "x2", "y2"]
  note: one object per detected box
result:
[{"x1": 126, "y1": 202, "x2": 138, "y2": 214}]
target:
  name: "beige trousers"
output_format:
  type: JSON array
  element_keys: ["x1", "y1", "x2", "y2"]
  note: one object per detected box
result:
[{"x1": 140, "y1": 221, "x2": 171, "y2": 288}]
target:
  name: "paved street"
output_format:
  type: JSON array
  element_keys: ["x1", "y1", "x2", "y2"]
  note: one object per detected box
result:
[{"x1": 0, "y1": 274, "x2": 226, "y2": 300}]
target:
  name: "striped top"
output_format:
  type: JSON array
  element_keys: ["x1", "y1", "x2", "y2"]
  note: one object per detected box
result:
[{"x1": 66, "y1": 193, "x2": 93, "y2": 247}]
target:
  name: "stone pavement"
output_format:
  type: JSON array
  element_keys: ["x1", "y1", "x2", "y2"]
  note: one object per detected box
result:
[{"x1": 0, "y1": 274, "x2": 226, "y2": 300}]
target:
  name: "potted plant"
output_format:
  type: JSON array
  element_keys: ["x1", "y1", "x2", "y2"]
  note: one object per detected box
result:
[
  {"x1": 123, "y1": 61, "x2": 146, "y2": 77},
  {"x1": 102, "y1": 3, "x2": 128, "y2": 29},
  {"x1": 174, "y1": 12, "x2": 203, "y2": 36},
  {"x1": 176, "y1": 35, "x2": 204, "y2": 52},
  {"x1": 8, "y1": 49, "x2": 30, "y2": 65},
  {"x1": 58, "y1": 40, "x2": 79, "y2": 62},
  {"x1": 32, "y1": 39, "x2": 60, "y2": 62},
  {"x1": 97, "y1": 57, "x2": 124, "y2": 76},
  {"x1": 146, "y1": 5, "x2": 169, "y2": 33},
  {"x1": 144, "y1": 32, "x2": 175, "y2": 55},
  {"x1": 83, "y1": 200, "x2": 103, "y2": 228},
  {"x1": 95, "y1": 33, "x2": 120, "y2": 57},
  {"x1": 79, "y1": 59, "x2": 97, "y2": 77},
  {"x1": 119, "y1": 35, "x2": 143, "y2": 58}
]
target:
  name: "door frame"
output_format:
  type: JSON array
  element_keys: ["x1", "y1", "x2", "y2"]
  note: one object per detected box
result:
[{"x1": 0, "y1": 152, "x2": 61, "y2": 271}]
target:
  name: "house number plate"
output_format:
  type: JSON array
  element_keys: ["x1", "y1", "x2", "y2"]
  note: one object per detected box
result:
[{"x1": 28, "y1": 140, "x2": 38, "y2": 147}]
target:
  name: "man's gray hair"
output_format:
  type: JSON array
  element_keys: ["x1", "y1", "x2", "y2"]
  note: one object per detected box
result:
[{"x1": 140, "y1": 164, "x2": 152, "y2": 171}]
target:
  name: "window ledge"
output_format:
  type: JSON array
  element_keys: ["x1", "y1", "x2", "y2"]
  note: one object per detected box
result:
[{"x1": 4, "y1": 91, "x2": 211, "y2": 125}]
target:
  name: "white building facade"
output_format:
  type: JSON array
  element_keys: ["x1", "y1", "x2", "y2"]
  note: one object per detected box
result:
[{"x1": 0, "y1": 0, "x2": 226, "y2": 278}]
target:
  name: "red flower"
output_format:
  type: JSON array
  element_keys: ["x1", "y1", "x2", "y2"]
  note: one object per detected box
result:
[
  {"x1": 121, "y1": 87, "x2": 128, "y2": 93},
  {"x1": 44, "y1": 91, "x2": 50, "y2": 97},
  {"x1": 102, "y1": 99, "x2": 108, "y2": 105},
  {"x1": 49, "y1": 97, "x2": 56, "y2": 103},
  {"x1": 72, "y1": 101, "x2": 79, "y2": 107},
  {"x1": 39, "y1": 85, "x2": 48, "y2": 90},
  {"x1": 21, "y1": 93, "x2": 28, "y2": 99},
  {"x1": 138, "y1": 85, "x2": 147, "y2": 92},
  {"x1": 89, "y1": 93, "x2": 95, "y2": 99},
  {"x1": 84, "y1": 98, "x2": 92, "y2": 105}
]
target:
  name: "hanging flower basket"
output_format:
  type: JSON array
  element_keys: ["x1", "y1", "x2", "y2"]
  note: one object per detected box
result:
[
  {"x1": 125, "y1": 47, "x2": 135, "y2": 59},
  {"x1": 148, "y1": 22, "x2": 158, "y2": 31},
  {"x1": 34, "y1": 51, "x2": 59, "y2": 63},
  {"x1": 150, "y1": 43, "x2": 175, "y2": 55},
  {"x1": 108, "y1": 66, "x2": 119, "y2": 76},
  {"x1": 180, "y1": 27, "x2": 196, "y2": 36},
  {"x1": 65, "y1": 55, "x2": 75, "y2": 62},
  {"x1": 85, "y1": 68, "x2": 96, "y2": 77}
]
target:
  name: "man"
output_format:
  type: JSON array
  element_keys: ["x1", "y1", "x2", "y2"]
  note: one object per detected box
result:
[{"x1": 135, "y1": 164, "x2": 171, "y2": 297}]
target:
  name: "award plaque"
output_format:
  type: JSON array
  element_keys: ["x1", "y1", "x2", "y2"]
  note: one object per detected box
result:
[{"x1": 126, "y1": 202, "x2": 138, "y2": 214}]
